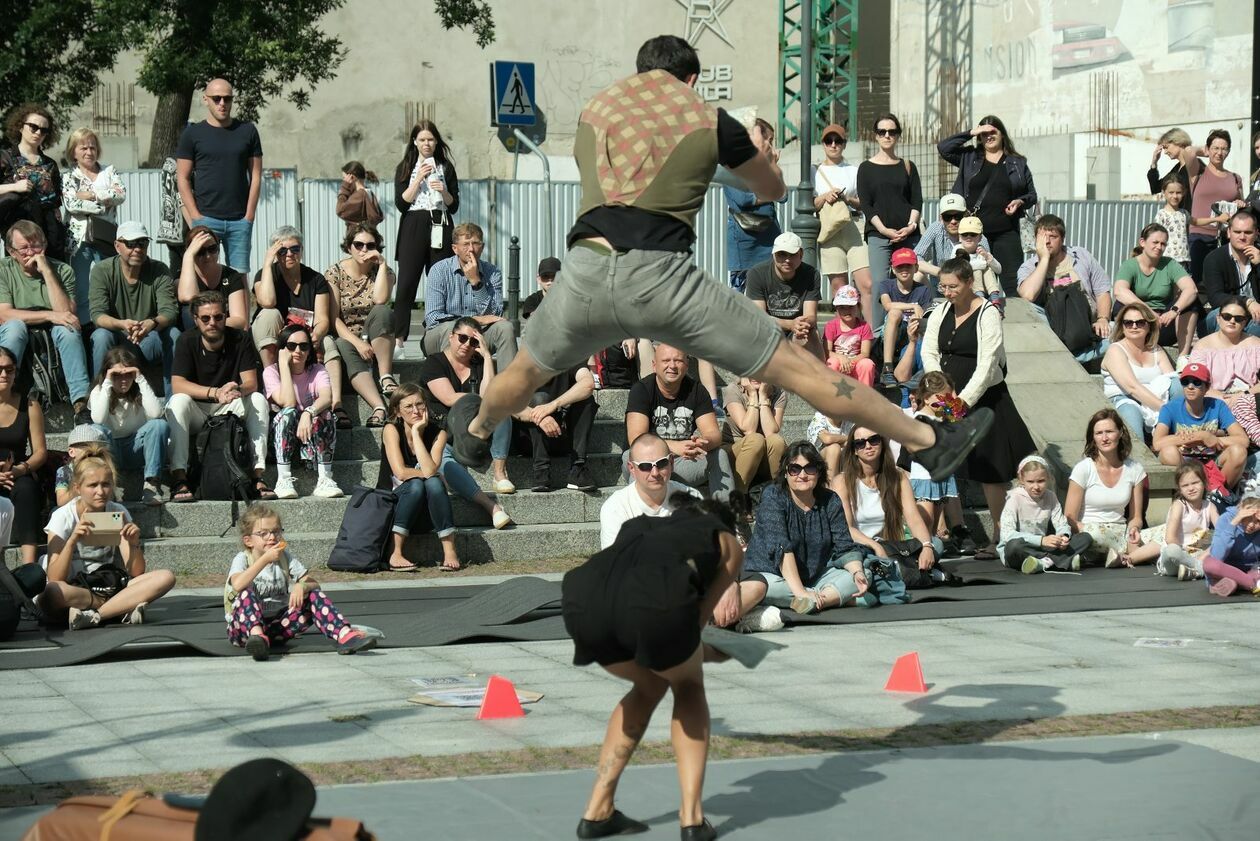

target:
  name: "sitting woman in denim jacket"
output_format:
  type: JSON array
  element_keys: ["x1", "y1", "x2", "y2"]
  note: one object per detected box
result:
[{"x1": 739, "y1": 441, "x2": 871, "y2": 625}]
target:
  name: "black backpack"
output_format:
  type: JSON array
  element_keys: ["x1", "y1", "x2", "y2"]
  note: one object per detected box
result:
[
  {"x1": 1044, "y1": 281, "x2": 1098, "y2": 355},
  {"x1": 22, "y1": 326, "x2": 71, "y2": 411},
  {"x1": 195, "y1": 414, "x2": 259, "y2": 505},
  {"x1": 327, "y1": 486, "x2": 397, "y2": 572}
]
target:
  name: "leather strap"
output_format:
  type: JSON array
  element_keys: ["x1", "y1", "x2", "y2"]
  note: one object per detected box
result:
[{"x1": 98, "y1": 789, "x2": 148, "y2": 841}]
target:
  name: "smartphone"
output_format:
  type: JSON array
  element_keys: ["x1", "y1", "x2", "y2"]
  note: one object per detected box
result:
[{"x1": 81, "y1": 511, "x2": 124, "y2": 547}]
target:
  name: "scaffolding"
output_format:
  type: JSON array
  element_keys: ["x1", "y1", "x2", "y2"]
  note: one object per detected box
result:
[{"x1": 778, "y1": 0, "x2": 858, "y2": 146}]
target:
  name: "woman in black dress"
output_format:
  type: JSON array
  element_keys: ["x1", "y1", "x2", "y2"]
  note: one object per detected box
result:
[
  {"x1": 0, "y1": 347, "x2": 47, "y2": 564},
  {"x1": 922, "y1": 256, "x2": 1034, "y2": 559},
  {"x1": 561, "y1": 494, "x2": 743, "y2": 841}
]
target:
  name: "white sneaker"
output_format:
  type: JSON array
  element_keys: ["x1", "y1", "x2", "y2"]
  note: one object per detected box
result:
[
  {"x1": 273, "y1": 476, "x2": 299, "y2": 500},
  {"x1": 1155, "y1": 547, "x2": 1179, "y2": 577},
  {"x1": 1020, "y1": 557, "x2": 1046, "y2": 575},
  {"x1": 68, "y1": 607, "x2": 101, "y2": 631},
  {"x1": 122, "y1": 602, "x2": 147, "y2": 625},
  {"x1": 494, "y1": 478, "x2": 516, "y2": 495},
  {"x1": 395, "y1": 343, "x2": 407, "y2": 360},
  {"x1": 312, "y1": 476, "x2": 344, "y2": 498},
  {"x1": 735, "y1": 605, "x2": 784, "y2": 633},
  {"x1": 1104, "y1": 548, "x2": 1123, "y2": 568}
]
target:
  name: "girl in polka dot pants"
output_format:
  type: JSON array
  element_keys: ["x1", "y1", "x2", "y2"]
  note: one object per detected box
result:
[{"x1": 225, "y1": 503, "x2": 376, "y2": 660}]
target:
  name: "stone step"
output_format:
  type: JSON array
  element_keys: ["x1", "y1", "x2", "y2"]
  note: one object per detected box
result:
[
  {"x1": 20, "y1": 522, "x2": 603, "y2": 575},
  {"x1": 122, "y1": 487, "x2": 613, "y2": 538}
]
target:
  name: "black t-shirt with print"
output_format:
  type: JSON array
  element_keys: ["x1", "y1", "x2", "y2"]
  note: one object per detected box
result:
[
  {"x1": 743, "y1": 260, "x2": 821, "y2": 320},
  {"x1": 419, "y1": 351, "x2": 485, "y2": 428},
  {"x1": 626, "y1": 375, "x2": 714, "y2": 441},
  {"x1": 172, "y1": 326, "x2": 260, "y2": 389},
  {"x1": 252, "y1": 264, "x2": 328, "y2": 321}
]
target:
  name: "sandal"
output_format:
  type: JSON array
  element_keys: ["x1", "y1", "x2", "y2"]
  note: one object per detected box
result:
[
  {"x1": 366, "y1": 406, "x2": 387, "y2": 428},
  {"x1": 388, "y1": 560, "x2": 419, "y2": 572},
  {"x1": 378, "y1": 374, "x2": 400, "y2": 399},
  {"x1": 171, "y1": 479, "x2": 195, "y2": 503},
  {"x1": 440, "y1": 558, "x2": 462, "y2": 572},
  {"x1": 333, "y1": 404, "x2": 353, "y2": 429},
  {"x1": 254, "y1": 479, "x2": 278, "y2": 500}
]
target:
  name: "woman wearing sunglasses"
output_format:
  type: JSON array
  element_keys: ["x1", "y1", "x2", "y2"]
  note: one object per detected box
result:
[
  {"x1": 325, "y1": 223, "x2": 396, "y2": 428},
  {"x1": 741, "y1": 441, "x2": 871, "y2": 618},
  {"x1": 837, "y1": 427, "x2": 944, "y2": 586},
  {"x1": 1101, "y1": 301, "x2": 1180, "y2": 443},
  {"x1": 937, "y1": 115, "x2": 1037, "y2": 294},
  {"x1": 856, "y1": 113, "x2": 922, "y2": 329},
  {"x1": 0, "y1": 103, "x2": 66, "y2": 259},
  {"x1": 922, "y1": 257, "x2": 1035, "y2": 560},
  {"x1": 1187, "y1": 296, "x2": 1260, "y2": 447},
  {"x1": 814, "y1": 123, "x2": 871, "y2": 316},
  {"x1": 177, "y1": 226, "x2": 249, "y2": 331},
  {"x1": 262, "y1": 324, "x2": 343, "y2": 500}
]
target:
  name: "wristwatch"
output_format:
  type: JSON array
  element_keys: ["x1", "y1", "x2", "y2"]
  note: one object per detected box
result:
[{"x1": 1169, "y1": 305, "x2": 1180, "y2": 314}]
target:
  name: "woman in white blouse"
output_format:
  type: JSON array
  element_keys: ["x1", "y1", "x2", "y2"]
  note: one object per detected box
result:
[
  {"x1": 391, "y1": 120, "x2": 459, "y2": 356},
  {"x1": 1065, "y1": 407, "x2": 1151, "y2": 567},
  {"x1": 813, "y1": 123, "x2": 871, "y2": 321},
  {"x1": 61, "y1": 127, "x2": 126, "y2": 326}
]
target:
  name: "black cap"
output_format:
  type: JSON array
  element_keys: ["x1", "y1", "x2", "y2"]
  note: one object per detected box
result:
[
  {"x1": 195, "y1": 758, "x2": 316, "y2": 841},
  {"x1": 537, "y1": 257, "x2": 562, "y2": 276}
]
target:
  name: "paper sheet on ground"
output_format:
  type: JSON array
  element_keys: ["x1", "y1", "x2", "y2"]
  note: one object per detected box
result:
[
  {"x1": 702, "y1": 626, "x2": 787, "y2": 668},
  {"x1": 408, "y1": 674, "x2": 543, "y2": 707}
]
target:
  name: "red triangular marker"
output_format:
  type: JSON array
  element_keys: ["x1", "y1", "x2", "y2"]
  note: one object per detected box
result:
[
  {"x1": 883, "y1": 652, "x2": 927, "y2": 693},
  {"x1": 477, "y1": 674, "x2": 525, "y2": 719}
]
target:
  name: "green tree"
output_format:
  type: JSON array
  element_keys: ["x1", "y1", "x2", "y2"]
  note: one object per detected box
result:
[{"x1": 434, "y1": 0, "x2": 496, "y2": 48}]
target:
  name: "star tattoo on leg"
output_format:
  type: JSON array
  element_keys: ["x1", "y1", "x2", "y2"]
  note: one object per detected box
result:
[{"x1": 833, "y1": 378, "x2": 855, "y2": 399}]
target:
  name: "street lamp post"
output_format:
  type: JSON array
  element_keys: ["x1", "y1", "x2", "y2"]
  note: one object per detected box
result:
[{"x1": 790, "y1": 0, "x2": 821, "y2": 271}]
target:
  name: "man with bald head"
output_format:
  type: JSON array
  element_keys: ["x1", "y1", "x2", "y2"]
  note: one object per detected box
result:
[
  {"x1": 175, "y1": 78, "x2": 263, "y2": 274},
  {"x1": 624, "y1": 343, "x2": 734, "y2": 501},
  {"x1": 599, "y1": 433, "x2": 701, "y2": 548}
]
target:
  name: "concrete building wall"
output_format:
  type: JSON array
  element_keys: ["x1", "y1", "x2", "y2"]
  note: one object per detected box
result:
[
  {"x1": 889, "y1": 0, "x2": 1254, "y2": 199},
  {"x1": 77, "y1": 0, "x2": 782, "y2": 181}
]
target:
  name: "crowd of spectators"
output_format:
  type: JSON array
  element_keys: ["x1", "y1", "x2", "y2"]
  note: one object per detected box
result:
[{"x1": 7, "y1": 81, "x2": 1260, "y2": 645}]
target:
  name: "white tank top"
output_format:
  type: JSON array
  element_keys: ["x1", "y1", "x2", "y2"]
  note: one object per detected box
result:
[
  {"x1": 1102, "y1": 344, "x2": 1164, "y2": 401},
  {"x1": 854, "y1": 480, "x2": 886, "y2": 538}
]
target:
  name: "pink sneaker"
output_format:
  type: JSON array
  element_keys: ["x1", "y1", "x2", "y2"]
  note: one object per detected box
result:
[{"x1": 1209, "y1": 578, "x2": 1238, "y2": 598}]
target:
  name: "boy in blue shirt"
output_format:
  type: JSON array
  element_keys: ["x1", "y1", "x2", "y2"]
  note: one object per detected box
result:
[
  {"x1": 1151, "y1": 362, "x2": 1250, "y2": 489},
  {"x1": 878, "y1": 247, "x2": 934, "y2": 387}
]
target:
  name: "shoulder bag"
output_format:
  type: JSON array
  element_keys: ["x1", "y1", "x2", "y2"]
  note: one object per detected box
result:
[{"x1": 815, "y1": 167, "x2": 852, "y2": 244}]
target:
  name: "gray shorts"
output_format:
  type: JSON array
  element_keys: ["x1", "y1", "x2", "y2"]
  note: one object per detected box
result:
[
  {"x1": 334, "y1": 304, "x2": 394, "y2": 379},
  {"x1": 522, "y1": 242, "x2": 784, "y2": 376}
]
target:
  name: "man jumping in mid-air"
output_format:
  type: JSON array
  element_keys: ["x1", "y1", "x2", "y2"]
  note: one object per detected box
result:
[{"x1": 449, "y1": 34, "x2": 991, "y2": 485}]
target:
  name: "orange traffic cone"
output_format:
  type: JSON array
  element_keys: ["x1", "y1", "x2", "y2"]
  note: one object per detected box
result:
[
  {"x1": 477, "y1": 674, "x2": 526, "y2": 719},
  {"x1": 883, "y1": 652, "x2": 927, "y2": 693}
]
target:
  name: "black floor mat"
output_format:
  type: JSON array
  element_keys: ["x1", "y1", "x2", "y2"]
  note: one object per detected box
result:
[{"x1": 0, "y1": 565, "x2": 1248, "y2": 669}]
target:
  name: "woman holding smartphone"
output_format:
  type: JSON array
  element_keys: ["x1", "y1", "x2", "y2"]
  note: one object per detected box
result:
[{"x1": 392, "y1": 120, "x2": 459, "y2": 355}]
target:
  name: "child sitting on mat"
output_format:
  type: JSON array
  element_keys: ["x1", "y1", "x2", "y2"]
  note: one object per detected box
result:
[
  {"x1": 41, "y1": 453, "x2": 176, "y2": 629},
  {"x1": 225, "y1": 502, "x2": 376, "y2": 661},
  {"x1": 997, "y1": 455, "x2": 1094, "y2": 574}
]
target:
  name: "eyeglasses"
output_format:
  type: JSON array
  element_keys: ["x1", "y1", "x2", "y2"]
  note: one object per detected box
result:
[
  {"x1": 208, "y1": 95, "x2": 234, "y2": 104},
  {"x1": 0, "y1": 365, "x2": 15, "y2": 376},
  {"x1": 1120, "y1": 319, "x2": 1148, "y2": 329},
  {"x1": 251, "y1": 528, "x2": 284, "y2": 539},
  {"x1": 875, "y1": 128, "x2": 901, "y2": 137},
  {"x1": 350, "y1": 241, "x2": 378, "y2": 251},
  {"x1": 119, "y1": 238, "x2": 150, "y2": 250},
  {"x1": 454, "y1": 333, "x2": 481, "y2": 349},
  {"x1": 284, "y1": 341, "x2": 312, "y2": 352},
  {"x1": 1220, "y1": 311, "x2": 1251, "y2": 324},
  {"x1": 276, "y1": 245, "x2": 302, "y2": 256},
  {"x1": 197, "y1": 312, "x2": 226, "y2": 324},
  {"x1": 23, "y1": 122, "x2": 49, "y2": 135},
  {"x1": 1180, "y1": 378, "x2": 1207, "y2": 389},
  {"x1": 10, "y1": 243, "x2": 43, "y2": 254},
  {"x1": 823, "y1": 137, "x2": 847, "y2": 146},
  {"x1": 785, "y1": 463, "x2": 821, "y2": 477},
  {"x1": 631, "y1": 456, "x2": 672, "y2": 473},
  {"x1": 852, "y1": 433, "x2": 883, "y2": 449},
  {"x1": 941, "y1": 213, "x2": 964, "y2": 223},
  {"x1": 959, "y1": 232, "x2": 981, "y2": 239}
]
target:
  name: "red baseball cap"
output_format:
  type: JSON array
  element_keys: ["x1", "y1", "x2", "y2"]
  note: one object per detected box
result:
[
  {"x1": 891, "y1": 248, "x2": 918, "y2": 268},
  {"x1": 1180, "y1": 362, "x2": 1211, "y2": 383}
]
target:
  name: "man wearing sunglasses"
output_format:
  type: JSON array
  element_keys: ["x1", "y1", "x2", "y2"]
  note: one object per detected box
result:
[
  {"x1": 175, "y1": 78, "x2": 263, "y2": 275},
  {"x1": 1151, "y1": 362, "x2": 1250, "y2": 490},
  {"x1": 913, "y1": 193, "x2": 992, "y2": 290},
  {"x1": 599, "y1": 433, "x2": 700, "y2": 548},
  {"x1": 89, "y1": 221, "x2": 180, "y2": 395},
  {"x1": 0, "y1": 221, "x2": 92, "y2": 423}
]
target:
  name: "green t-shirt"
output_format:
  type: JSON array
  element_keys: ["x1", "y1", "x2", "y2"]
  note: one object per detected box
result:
[
  {"x1": 1116, "y1": 256, "x2": 1187, "y2": 311},
  {"x1": 0, "y1": 256, "x2": 76, "y2": 312},
  {"x1": 88, "y1": 256, "x2": 178, "y2": 325}
]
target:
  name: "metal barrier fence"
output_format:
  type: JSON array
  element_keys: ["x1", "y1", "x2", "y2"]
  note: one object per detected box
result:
[{"x1": 109, "y1": 170, "x2": 1160, "y2": 297}]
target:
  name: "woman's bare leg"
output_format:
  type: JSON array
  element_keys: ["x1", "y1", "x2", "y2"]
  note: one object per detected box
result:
[
  {"x1": 653, "y1": 646, "x2": 709, "y2": 828},
  {"x1": 582, "y1": 661, "x2": 669, "y2": 822}
]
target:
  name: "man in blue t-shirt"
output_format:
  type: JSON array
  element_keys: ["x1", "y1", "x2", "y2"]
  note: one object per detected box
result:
[{"x1": 1151, "y1": 362, "x2": 1250, "y2": 488}]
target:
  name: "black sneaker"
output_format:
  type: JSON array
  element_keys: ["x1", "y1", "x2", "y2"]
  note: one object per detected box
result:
[
  {"x1": 531, "y1": 466, "x2": 552, "y2": 493},
  {"x1": 914, "y1": 408, "x2": 994, "y2": 482},
  {"x1": 878, "y1": 365, "x2": 900, "y2": 388},
  {"x1": 446, "y1": 394, "x2": 492, "y2": 470},
  {"x1": 566, "y1": 462, "x2": 596, "y2": 492},
  {"x1": 949, "y1": 524, "x2": 978, "y2": 556}
]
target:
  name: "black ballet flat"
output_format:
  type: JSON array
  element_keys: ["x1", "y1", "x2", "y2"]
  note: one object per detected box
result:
[
  {"x1": 680, "y1": 819, "x2": 716, "y2": 841},
  {"x1": 576, "y1": 809, "x2": 649, "y2": 838}
]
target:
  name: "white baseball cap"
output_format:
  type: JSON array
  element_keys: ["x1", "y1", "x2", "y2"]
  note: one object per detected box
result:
[
  {"x1": 939, "y1": 194, "x2": 967, "y2": 215},
  {"x1": 116, "y1": 220, "x2": 150, "y2": 241},
  {"x1": 771, "y1": 232, "x2": 803, "y2": 254}
]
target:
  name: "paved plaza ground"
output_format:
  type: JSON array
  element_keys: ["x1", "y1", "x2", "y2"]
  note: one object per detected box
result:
[{"x1": 2, "y1": 574, "x2": 1257, "y2": 838}]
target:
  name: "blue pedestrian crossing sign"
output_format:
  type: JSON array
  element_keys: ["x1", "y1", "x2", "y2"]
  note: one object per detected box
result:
[{"x1": 491, "y1": 61, "x2": 537, "y2": 127}]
